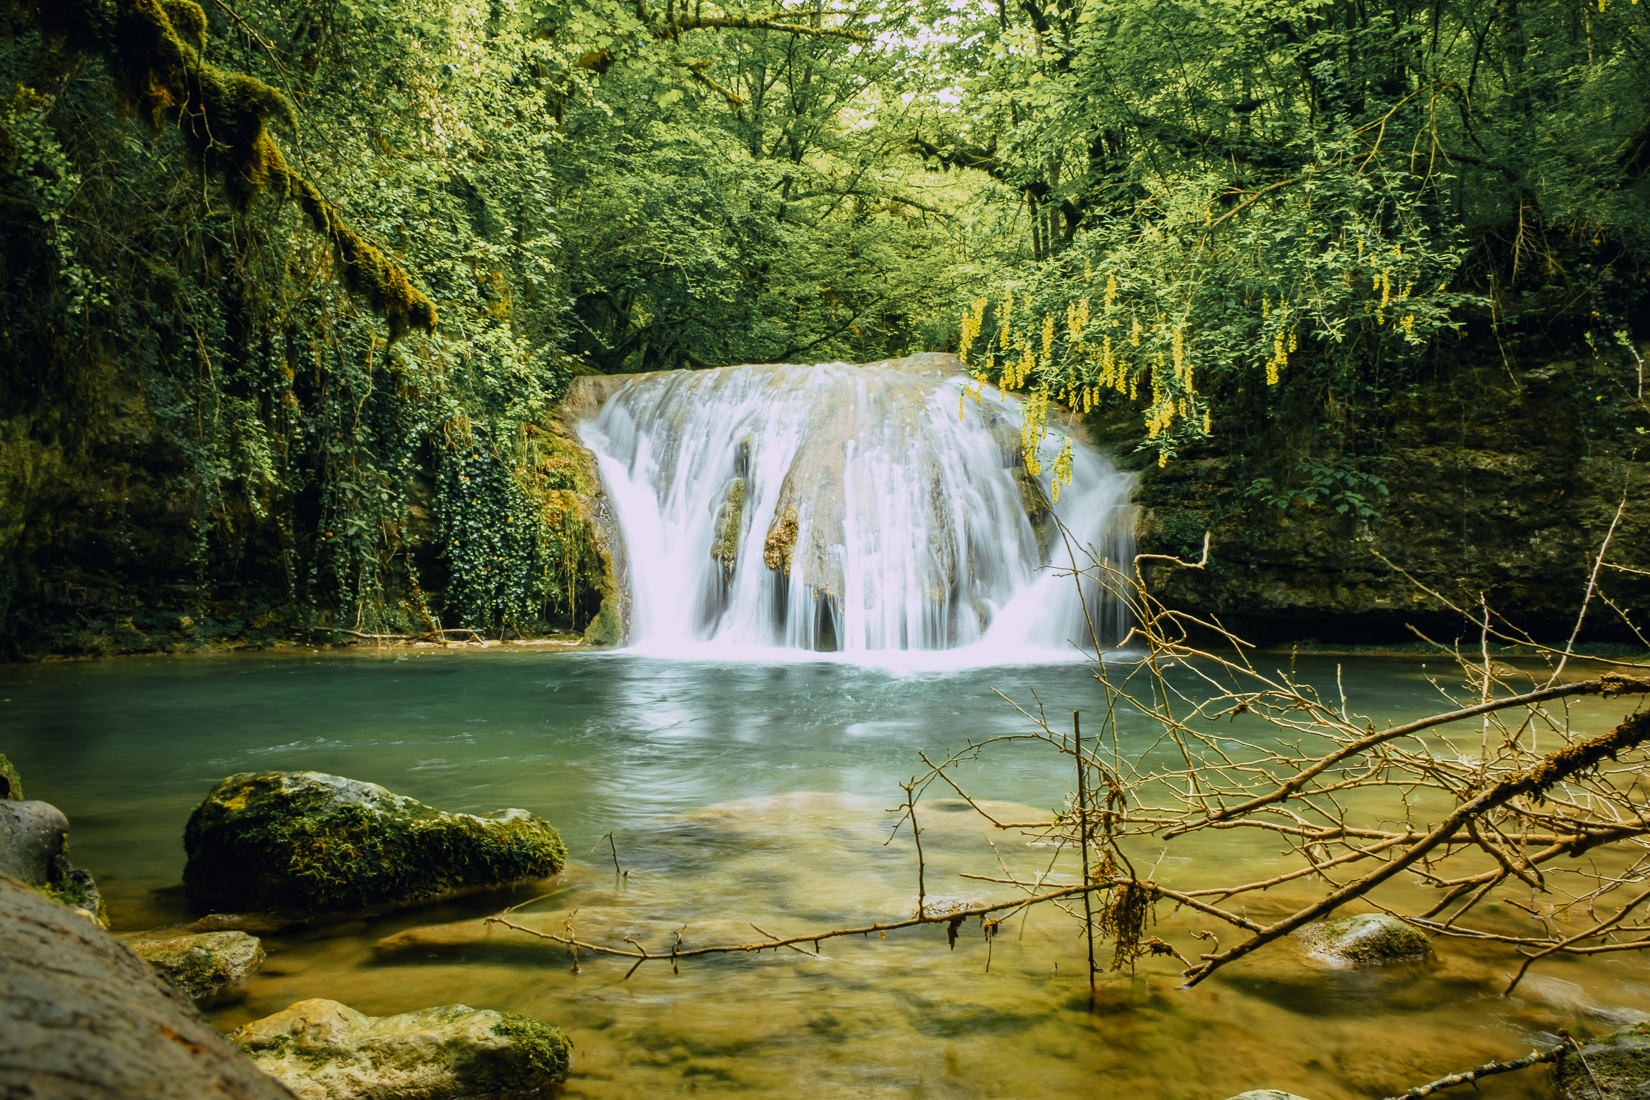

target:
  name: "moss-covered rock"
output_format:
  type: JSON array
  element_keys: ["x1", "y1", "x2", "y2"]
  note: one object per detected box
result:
[
  {"x1": 232, "y1": 998, "x2": 570, "y2": 1100},
  {"x1": 127, "y1": 930, "x2": 265, "y2": 1007},
  {"x1": 0, "y1": 753, "x2": 23, "y2": 800},
  {"x1": 1553, "y1": 1022, "x2": 1650, "y2": 1100},
  {"x1": 1299, "y1": 913, "x2": 1432, "y2": 968},
  {"x1": 182, "y1": 772, "x2": 566, "y2": 920}
]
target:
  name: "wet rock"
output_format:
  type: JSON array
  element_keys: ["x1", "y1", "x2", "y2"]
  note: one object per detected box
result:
[
  {"x1": 1553, "y1": 1022, "x2": 1650, "y2": 1100},
  {"x1": 1299, "y1": 913, "x2": 1431, "y2": 967},
  {"x1": 127, "y1": 930, "x2": 266, "y2": 1007},
  {"x1": 0, "y1": 874, "x2": 296, "y2": 1099},
  {"x1": 232, "y1": 998, "x2": 570, "y2": 1100},
  {"x1": 182, "y1": 771, "x2": 566, "y2": 921},
  {"x1": 913, "y1": 894, "x2": 986, "y2": 918},
  {"x1": 0, "y1": 799, "x2": 69, "y2": 886},
  {"x1": 0, "y1": 797, "x2": 107, "y2": 926}
]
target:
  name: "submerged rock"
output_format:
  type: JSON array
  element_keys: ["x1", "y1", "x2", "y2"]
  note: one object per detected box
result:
[
  {"x1": 1553, "y1": 1022, "x2": 1650, "y2": 1100},
  {"x1": 127, "y1": 930, "x2": 266, "y2": 1007},
  {"x1": 0, "y1": 875, "x2": 296, "y2": 1099},
  {"x1": 182, "y1": 771, "x2": 566, "y2": 920},
  {"x1": 233, "y1": 998, "x2": 570, "y2": 1100},
  {"x1": 1299, "y1": 913, "x2": 1431, "y2": 967},
  {"x1": 1223, "y1": 1092, "x2": 1315, "y2": 1100}
]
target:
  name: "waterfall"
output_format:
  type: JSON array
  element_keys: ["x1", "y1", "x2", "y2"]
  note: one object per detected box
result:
[{"x1": 574, "y1": 355, "x2": 1135, "y2": 665}]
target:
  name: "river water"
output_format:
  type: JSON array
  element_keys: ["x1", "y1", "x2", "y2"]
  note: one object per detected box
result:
[{"x1": 3, "y1": 648, "x2": 1644, "y2": 1098}]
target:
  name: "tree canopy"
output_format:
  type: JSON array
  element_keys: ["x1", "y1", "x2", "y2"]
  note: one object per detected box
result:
[{"x1": 1, "y1": 0, "x2": 1647, "y2": 652}]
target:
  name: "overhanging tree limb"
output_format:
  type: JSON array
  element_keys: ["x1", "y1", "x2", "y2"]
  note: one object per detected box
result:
[{"x1": 15, "y1": 0, "x2": 436, "y2": 335}]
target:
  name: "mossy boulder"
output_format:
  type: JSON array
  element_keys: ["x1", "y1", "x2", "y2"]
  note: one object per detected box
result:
[
  {"x1": 232, "y1": 998, "x2": 570, "y2": 1100},
  {"x1": 182, "y1": 772, "x2": 566, "y2": 920},
  {"x1": 127, "y1": 930, "x2": 265, "y2": 1007},
  {"x1": 1299, "y1": 913, "x2": 1432, "y2": 968},
  {"x1": 1553, "y1": 1022, "x2": 1650, "y2": 1100},
  {"x1": 0, "y1": 752, "x2": 23, "y2": 800}
]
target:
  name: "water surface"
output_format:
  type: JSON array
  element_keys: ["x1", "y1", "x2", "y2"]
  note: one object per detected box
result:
[{"x1": 2, "y1": 649, "x2": 1642, "y2": 1098}]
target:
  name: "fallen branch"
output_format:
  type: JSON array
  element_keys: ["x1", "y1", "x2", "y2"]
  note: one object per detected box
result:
[
  {"x1": 1382, "y1": 1044, "x2": 1563, "y2": 1099},
  {"x1": 1179, "y1": 707, "x2": 1650, "y2": 986}
]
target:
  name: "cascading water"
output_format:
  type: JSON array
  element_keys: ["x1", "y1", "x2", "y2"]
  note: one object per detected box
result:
[{"x1": 575, "y1": 354, "x2": 1135, "y2": 663}]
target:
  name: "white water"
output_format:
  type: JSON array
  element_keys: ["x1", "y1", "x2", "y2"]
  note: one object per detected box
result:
[{"x1": 575, "y1": 358, "x2": 1135, "y2": 665}]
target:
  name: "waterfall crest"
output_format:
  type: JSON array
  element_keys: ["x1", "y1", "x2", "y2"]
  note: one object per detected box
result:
[{"x1": 575, "y1": 356, "x2": 1135, "y2": 664}]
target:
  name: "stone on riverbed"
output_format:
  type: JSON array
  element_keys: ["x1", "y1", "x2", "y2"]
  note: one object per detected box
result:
[
  {"x1": 182, "y1": 772, "x2": 566, "y2": 921},
  {"x1": 1298, "y1": 913, "x2": 1431, "y2": 968},
  {"x1": 0, "y1": 785, "x2": 108, "y2": 927},
  {"x1": 127, "y1": 930, "x2": 265, "y2": 1007},
  {"x1": 232, "y1": 998, "x2": 570, "y2": 1100},
  {"x1": 1553, "y1": 1022, "x2": 1650, "y2": 1100}
]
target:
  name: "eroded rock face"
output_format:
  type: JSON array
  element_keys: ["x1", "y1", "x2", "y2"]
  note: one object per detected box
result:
[
  {"x1": 1130, "y1": 354, "x2": 1650, "y2": 645},
  {"x1": 232, "y1": 998, "x2": 570, "y2": 1100},
  {"x1": 0, "y1": 874, "x2": 296, "y2": 1099},
  {"x1": 127, "y1": 930, "x2": 266, "y2": 1007},
  {"x1": 182, "y1": 771, "x2": 566, "y2": 921},
  {"x1": 1299, "y1": 913, "x2": 1432, "y2": 968}
]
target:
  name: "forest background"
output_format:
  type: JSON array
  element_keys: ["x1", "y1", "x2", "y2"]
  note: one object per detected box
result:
[{"x1": 2, "y1": 0, "x2": 1647, "y2": 658}]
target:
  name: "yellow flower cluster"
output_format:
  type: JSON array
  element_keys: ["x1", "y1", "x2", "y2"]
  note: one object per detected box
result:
[
  {"x1": 1265, "y1": 321, "x2": 1297, "y2": 387},
  {"x1": 954, "y1": 267, "x2": 1214, "y2": 466}
]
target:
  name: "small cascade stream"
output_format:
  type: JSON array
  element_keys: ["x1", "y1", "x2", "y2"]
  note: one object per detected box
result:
[{"x1": 575, "y1": 355, "x2": 1135, "y2": 662}]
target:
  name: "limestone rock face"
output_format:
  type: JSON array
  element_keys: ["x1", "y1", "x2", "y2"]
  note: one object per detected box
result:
[
  {"x1": 127, "y1": 930, "x2": 266, "y2": 1007},
  {"x1": 0, "y1": 874, "x2": 296, "y2": 1099},
  {"x1": 1299, "y1": 913, "x2": 1432, "y2": 967},
  {"x1": 1130, "y1": 353, "x2": 1650, "y2": 644},
  {"x1": 182, "y1": 771, "x2": 566, "y2": 920},
  {"x1": 233, "y1": 998, "x2": 571, "y2": 1100}
]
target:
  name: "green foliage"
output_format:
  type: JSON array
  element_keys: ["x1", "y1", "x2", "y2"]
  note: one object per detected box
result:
[
  {"x1": 1, "y1": 0, "x2": 983, "y2": 654},
  {"x1": 1243, "y1": 457, "x2": 1391, "y2": 521},
  {"x1": 928, "y1": 0, "x2": 1649, "y2": 468}
]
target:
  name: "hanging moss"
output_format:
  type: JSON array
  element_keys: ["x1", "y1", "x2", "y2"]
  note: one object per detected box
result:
[{"x1": 22, "y1": 0, "x2": 435, "y2": 337}]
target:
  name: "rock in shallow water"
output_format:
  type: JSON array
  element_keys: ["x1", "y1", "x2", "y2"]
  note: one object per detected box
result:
[
  {"x1": 1299, "y1": 913, "x2": 1431, "y2": 968},
  {"x1": 233, "y1": 998, "x2": 570, "y2": 1100},
  {"x1": 0, "y1": 796, "x2": 108, "y2": 926},
  {"x1": 1553, "y1": 1022, "x2": 1650, "y2": 1100},
  {"x1": 127, "y1": 930, "x2": 265, "y2": 1007},
  {"x1": 0, "y1": 875, "x2": 296, "y2": 1099},
  {"x1": 182, "y1": 771, "x2": 566, "y2": 921},
  {"x1": 0, "y1": 799, "x2": 70, "y2": 886}
]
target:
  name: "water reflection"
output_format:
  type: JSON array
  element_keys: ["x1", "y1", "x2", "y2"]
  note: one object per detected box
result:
[{"x1": 0, "y1": 649, "x2": 1639, "y2": 1098}]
